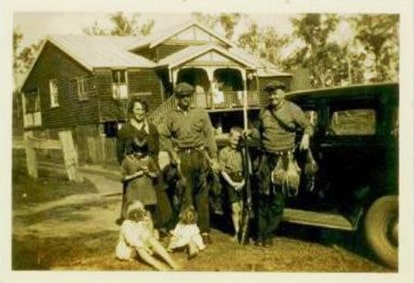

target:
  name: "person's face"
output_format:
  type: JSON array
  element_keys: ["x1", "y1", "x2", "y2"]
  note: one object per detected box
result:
[
  {"x1": 177, "y1": 95, "x2": 192, "y2": 110},
  {"x1": 268, "y1": 88, "x2": 285, "y2": 108},
  {"x1": 229, "y1": 131, "x2": 241, "y2": 148},
  {"x1": 132, "y1": 102, "x2": 146, "y2": 122}
]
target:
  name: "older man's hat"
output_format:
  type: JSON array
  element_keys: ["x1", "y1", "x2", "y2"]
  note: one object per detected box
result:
[
  {"x1": 263, "y1": 81, "x2": 286, "y2": 92},
  {"x1": 175, "y1": 82, "x2": 195, "y2": 97}
]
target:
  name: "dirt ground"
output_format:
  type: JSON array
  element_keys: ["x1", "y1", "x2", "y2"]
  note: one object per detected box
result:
[{"x1": 11, "y1": 158, "x2": 393, "y2": 272}]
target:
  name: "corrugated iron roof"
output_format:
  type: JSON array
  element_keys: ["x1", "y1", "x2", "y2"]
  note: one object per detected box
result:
[
  {"x1": 48, "y1": 35, "x2": 155, "y2": 70},
  {"x1": 157, "y1": 44, "x2": 256, "y2": 69},
  {"x1": 229, "y1": 46, "x2": 292, "y2": 77},
  {"x1": 156, "y1": 43, "x2": 291, "y2": 77}
]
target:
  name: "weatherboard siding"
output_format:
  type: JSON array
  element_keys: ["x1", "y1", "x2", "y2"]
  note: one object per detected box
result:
[
  {"x1": 156, "y1": 44, "x2": 188, "y2": 61},
  {"x1": 128, "y1": 69, "x2": 163, "y2": 112},
  {"x1": 22, "y1": 42, "x2": 99, "y2": 129},
  {"x1": 94, "y1": 68, "x2": 163, "y2": 122}
]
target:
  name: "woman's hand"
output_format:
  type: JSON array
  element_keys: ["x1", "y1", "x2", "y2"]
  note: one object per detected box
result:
[{"x1": 299, "y1": 133, "x2": 310, "y2": 151}]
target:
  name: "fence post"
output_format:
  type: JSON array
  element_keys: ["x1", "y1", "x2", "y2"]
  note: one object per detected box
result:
[
  {"x1": 24, "y1": 131, "x2": 38, "y2": 178},
  {"x1": 58, "y1": 130, "x2": 83, "y2": 182}
]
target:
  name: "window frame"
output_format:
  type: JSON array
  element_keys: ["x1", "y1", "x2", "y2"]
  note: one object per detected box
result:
[
  {"x1": 49, "y1": 79, "x2": 60, "y2": 108},
  {"x1": 329, "y1": 107, "x2": 377, "y2": 136},
  {"x1": 111, "y1": 70, "x2": 128, "y2": 99},
  {"x1": 76, "y1": 77, "x2": 89, "y2": 101}
]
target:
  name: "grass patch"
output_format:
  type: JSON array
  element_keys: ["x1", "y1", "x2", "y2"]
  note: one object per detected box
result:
[
  {"x1": 12, "y1": 149, "x2": 98, "y2": 209},
  {"x1": 12, "y1": 230, "x2": 118, "y2": 270}
]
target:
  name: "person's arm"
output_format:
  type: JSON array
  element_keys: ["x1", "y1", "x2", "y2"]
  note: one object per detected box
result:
[
  {"x1": 158, "y1": 118, "x2": 180, "y2": 165},
  {"x1": 121, "y1": 221, "x2": 145, "y2": 248},
  {"x1": 202, "y1": 110, "x2": 219, "y2": 171},
  {"x1": 291, "y1": 103, "x2": 313, "y2": 151},
  {"x1": 202, "y1": 110, "x2": 218, "y2": 160},
  {"x1": 147, "y1": 122, "x2": 160, "y2": 163},
  {"x1": 121, "y1": 156, "x2": 145, "y2": 182},
  {"x1": 245, "y1": 109, "x2": 264, "y2": 140},
  {"x1": 220, "y1": 170, "x2": 236, "y2": 187},
  {"x1": 144, "y1": 158, "x2": 159, "y2": 179},
  {"x1": 123, "y1": 169, "x2": 145, "y2": 182},
  {"x1": 116, "y1": 130, "x2": 127, "y2": 165}
]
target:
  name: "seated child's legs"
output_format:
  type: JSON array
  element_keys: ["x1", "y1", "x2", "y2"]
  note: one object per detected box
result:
[
  {"x1": 191, "y1": 234, "x2": 206, "y2": 251},
  {"x1": 147, "y1": 237, "x2": 179, "y2": 270}
]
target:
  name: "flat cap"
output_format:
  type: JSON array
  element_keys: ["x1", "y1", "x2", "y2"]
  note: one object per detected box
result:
[
  {"x1": 174, "y1": 82, "x2": 195, "y2": 96},
  {"x1": 263, "y1": 81, "x2": 286, "y2": 92}
]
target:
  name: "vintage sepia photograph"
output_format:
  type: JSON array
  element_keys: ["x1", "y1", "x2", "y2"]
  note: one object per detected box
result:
[{"x1": 2, "y1": 0, "x2": 413, "y2": 282}]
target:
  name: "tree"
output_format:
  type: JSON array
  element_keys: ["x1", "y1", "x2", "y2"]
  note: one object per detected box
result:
[
  {"x1": 191, "y1": 13, "x2": 244, "y2": 40},
  {"x1": 237, "y1": 20, "x2": 291, "y2": 71},
  {"x1": 238, "y1": 21, "x2": 261, "y2": 56},
  {"x1": 352, "y1": 14, "x2": 399, "y2": 82},
  {"x1": 288, "y1": 14, "x2": 344, "y2": 88},
  {"x1": 83, "y1": 12, "x2": 154, "y2": 37}
]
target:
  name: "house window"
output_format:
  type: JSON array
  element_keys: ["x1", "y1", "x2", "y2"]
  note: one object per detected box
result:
[
  {"x1": 70, "y1": 76, "x2": 95, "y2": 100},
  {"x1": 49, "y1": 79, "x2": 59, "y2": 107},
  {"x1": 24, "y1": 89, "x2": 41, "y2": 113},
  {"x1": 77, "y1": 77, "x2": 87, "y2": 101},
  {"x1": 23, "y1": 88, "x2": 42, "y2": 127},
  {"x1": 112, "y1": 70, "x2": 128, "y2": 99}
]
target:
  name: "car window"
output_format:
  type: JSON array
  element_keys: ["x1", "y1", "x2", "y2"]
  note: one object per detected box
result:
[{"x1": 330, "y1": 109, "x2": 376, "y2": 135}]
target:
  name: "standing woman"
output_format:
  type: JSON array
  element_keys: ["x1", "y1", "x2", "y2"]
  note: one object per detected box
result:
[
  {"x1": 117, "y1": 98, "x2": 159, "y2": 166},
  {"x1": 116, "y1": 98, "x2": 160, "y2": 222}
]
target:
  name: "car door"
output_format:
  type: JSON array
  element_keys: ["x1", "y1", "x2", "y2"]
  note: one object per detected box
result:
[{"x1": 314, "y1": 97, "x2": 383, "y2": 213}]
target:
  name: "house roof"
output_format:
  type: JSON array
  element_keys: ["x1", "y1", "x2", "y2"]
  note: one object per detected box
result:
[
  {"x1": 157, "y1": 44, "x2": 257, "y2": 69},
  {"x1": 229, "y1": 46, "x2": 292, "y2": 77},
  {"x1": 47, "y1": 35, "x2": 155, "y2": 70},
  {"x1": 20, "y1": 35, "x2": 156, "y2": 91},
  {"x1": 127, "y1": 20, "x2": 235, "y2": 51}
]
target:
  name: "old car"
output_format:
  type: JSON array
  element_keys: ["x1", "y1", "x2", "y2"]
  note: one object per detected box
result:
[{"x1": 277, "y1": 82, "x2": 399, "y2": 268}]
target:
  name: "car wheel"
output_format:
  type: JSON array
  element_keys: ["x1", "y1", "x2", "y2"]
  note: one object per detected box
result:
[{"x1": 364, "y1": 195, "x2": 398, "y2": 269}]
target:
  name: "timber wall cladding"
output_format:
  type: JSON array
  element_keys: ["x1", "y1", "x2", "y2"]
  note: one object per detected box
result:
[
  {"x1": 128, "y1": 69, "x2": 163, "y2": 113},
  {"x1": 156, "y1": 44, "x2": 187, "y2": 60},
  {"x1": 23, "y1": 42, "x2": 99, "y2": 129},
  {"x1": 95, "y1": 69, "x2": 163, "y2": 122},
  {"x1": 94, "y1": 69, "x2": 125, "y2": 122},
  {"x1": 134, "y1": 48, "x2": 157, "y2": 62}
]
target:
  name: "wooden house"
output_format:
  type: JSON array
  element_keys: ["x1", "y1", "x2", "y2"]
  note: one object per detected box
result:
[{"x1": 20, "y1": 21, "x2": 292, "y2": 165}]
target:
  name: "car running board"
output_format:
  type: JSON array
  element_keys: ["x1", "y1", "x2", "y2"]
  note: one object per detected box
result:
[{"x1": 282, "y1": 208, "x2": 359, "y2": 231}]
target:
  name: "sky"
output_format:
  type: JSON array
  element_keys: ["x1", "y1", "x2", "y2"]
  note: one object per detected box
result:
[{"x1": 13, "y1": 12, "x2": 296, "y2": 49}]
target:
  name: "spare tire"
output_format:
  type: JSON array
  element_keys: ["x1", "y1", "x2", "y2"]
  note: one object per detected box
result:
[{"x1": 364, "y1": 196, "x2": 398, "y2": 269}]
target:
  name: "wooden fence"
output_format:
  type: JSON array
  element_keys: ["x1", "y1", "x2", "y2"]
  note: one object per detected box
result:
[{"x1": 23, "y1": 130, "x2": 83, "y2": 182}]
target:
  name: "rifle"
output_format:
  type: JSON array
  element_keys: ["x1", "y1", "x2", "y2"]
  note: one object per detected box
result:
[{"x1": 239, "y1": 87, "x2": 254, "y2": 245}]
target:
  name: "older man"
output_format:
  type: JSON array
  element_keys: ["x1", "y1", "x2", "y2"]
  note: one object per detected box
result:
[
  {"x1": 249, "y1": 81, "x2": 312, "y2": 247},
  {"x1": 158, "y1": 82, "x2": 219, "y2": 245}
]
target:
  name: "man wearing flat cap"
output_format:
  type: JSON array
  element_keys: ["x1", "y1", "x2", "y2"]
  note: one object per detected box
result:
[
  {"x1": 247, "y1": 81, "x2": 312, "y2": 247},
  {"x1": 158, "y1": 82, "x2": 219, "y2": 245}
]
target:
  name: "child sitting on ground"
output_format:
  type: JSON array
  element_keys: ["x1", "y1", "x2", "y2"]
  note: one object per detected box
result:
[
  {"x1": 115, "y1": 201, "x2": 179, "y2": 271},
  {"x1": 218, "y1": 127, "x2": 245, "y2": 241},
  {"x1": 167, "y1": 206, "x2": 205, "y2": 259}
]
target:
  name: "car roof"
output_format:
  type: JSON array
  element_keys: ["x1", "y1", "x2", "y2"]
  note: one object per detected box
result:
[{"x1": 286, "y1": 82, "x2": 398, "y2": 101}]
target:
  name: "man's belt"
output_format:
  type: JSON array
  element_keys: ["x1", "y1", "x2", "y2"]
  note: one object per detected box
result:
[{"x1": 176, "y1": 145, "x2": 205, "y2": 154}]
